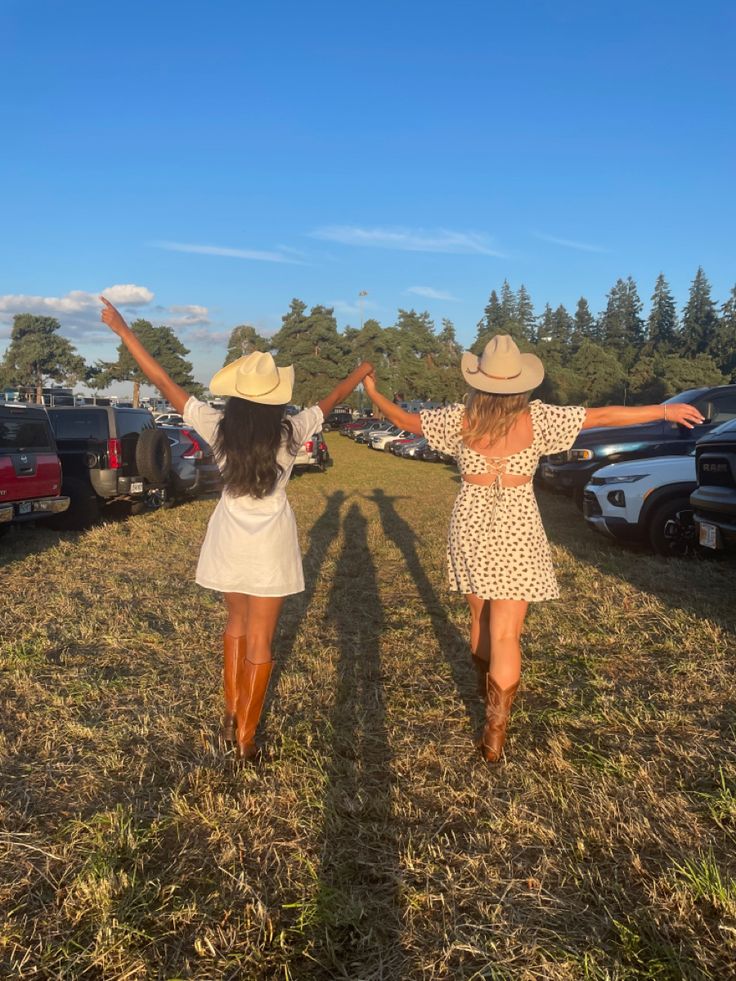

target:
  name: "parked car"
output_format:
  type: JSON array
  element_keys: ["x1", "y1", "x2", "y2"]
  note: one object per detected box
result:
[
  {"x1": 323, "y1": 410, "x2": 353, "y2": 431},
  {"x1": 387, "y1": 435, "x2": 419, "y2": 454},
  {"x1": 293, "y1": 432, "x2": 330, "y2": 472},
  {"x1": 369, "y1": 427, "x2": 414, "y2": 451},
  {"x1": 158, "y1": 425, "x2": 222, "y2": 502},
  {"x1": 583, "y1": 453, "x2": 698, "y2": 556},
  {"x1": 339, "y1": 418, "x2": 374, "y2": 436},
  {"x1": 46, "y1": 405, "x2": 172, "y2": 528},
  {"x1": 539, "y1": 385, "x2": 736, "y2": 507},
  {"x1": 690, "y1": 417, "x2": 736, "y2": 552},
  {"x1": 355, "y1": 422, "x2": 394, "y2": 444},
  {"x1": 154, "y1": 411, "x2": 184, "y2": 427},
  {"x1": 395, "y1": 437, "x2": 428, "y2": 459},
  {"x1": 418, "y1": 443, "x2": 454, "y2": 463},
  {"x1": 0, "y1": 403, "x2": 70, "y2": 532}
]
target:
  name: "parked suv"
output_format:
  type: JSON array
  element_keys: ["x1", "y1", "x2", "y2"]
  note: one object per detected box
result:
[
  {"x1": 159, "y1": 425, "x2": 222, "y2": 502},
  {"x1": 46, "y1": 405, "x2": 171, "y2": 528},
  {"x1": 293, "y1": 431, "x2": 330, "y2": 472},
  {"x1": 690, "y1": 418, "x2": 736, "y2": 551},
  {"x1": 0, "y1": 403, "x2": 70, "y2": 530},
  {"x1": 323, "y1": 410, "x2": 353, "y2": 431},
  {"x1": 540, "y1": 385, "x2": 736, "y2": 507},
  {"x1": 583, "y1": 453, "x2": 698, "y2": 556}
]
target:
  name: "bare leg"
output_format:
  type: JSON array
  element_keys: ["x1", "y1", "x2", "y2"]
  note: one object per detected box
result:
[
  {"x1": 224, "y1": 593, "x2": 284, "y2": 760},
  {"x1": 478, "y1": 598, "x2": 529, "y2": 762},
  {"x1": 465, "y1": 593, "x2": 492, "y2": 696}
]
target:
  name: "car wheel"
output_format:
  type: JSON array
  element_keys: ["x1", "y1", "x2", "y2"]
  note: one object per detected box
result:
[
  {"x1": 46, "y1": 477, "x2": 100, "y2": 530},
  {"x1": 648, "y1": 497, "x2": 698, "y2": 557}
]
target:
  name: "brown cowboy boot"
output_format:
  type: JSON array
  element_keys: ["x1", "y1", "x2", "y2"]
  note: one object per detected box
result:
[
  {"x1": 220, "y1": 634, "x2": 243, "y2": 743},
  {"x1": 477, "y1": 676, "x2": 519, "y2": 762},
  {"x1": 235, "y1": 657, "x2": 274, "y2": 761},
  {"x1": 471, "y1": 654, "x2": 489, "y2": 699}
]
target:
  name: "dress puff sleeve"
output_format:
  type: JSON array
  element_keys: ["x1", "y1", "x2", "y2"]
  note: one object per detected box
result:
[
  {"x1": 419, "y1": 404, "x2": 465, "y2": 457},
  {"x1": 288, "y1": 405, "x2": 324, "y2": 447},
  {"x1": 182, "y1": 396, "x2": 224, "y2": 448},
  {"x1": 534, "y1": 401, "x2": 587, "y2": 455}
]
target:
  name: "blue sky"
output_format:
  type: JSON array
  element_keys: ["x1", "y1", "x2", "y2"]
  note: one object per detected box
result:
[{"x1": 1, "y1": 0, "x2": 734, "y2": 390}]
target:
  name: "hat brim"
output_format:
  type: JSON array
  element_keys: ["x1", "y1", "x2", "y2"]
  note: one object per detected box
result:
[
  {"x1": 209, "y1": 362, "x2": 295, "y2": 404},
  {"x1": 460, "y1": 351, "x2": 544, "y2": 394}
]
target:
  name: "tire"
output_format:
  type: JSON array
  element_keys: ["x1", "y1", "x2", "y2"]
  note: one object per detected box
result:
[
  {"x1": 46, "y1": 477, "x2": 100, "y2": 530},
  {"x1": 135, "y1": 429, "x2": 171, "y2": 484},
  {"x1": 648, "y1": 497, "x2": 697, "y2": 557}
]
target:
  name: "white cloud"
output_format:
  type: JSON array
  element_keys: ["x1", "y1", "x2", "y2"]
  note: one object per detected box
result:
[
  {"x1": 101, "y1": 284, "x2": 155, "y2": 306},
  {"x1": 168, "y1": 304, "x2": 211, "y2": 327},
  {"x1": 311, "y1": 225, "x2": 504, "y2": 256},
  {"x1": 406, "y1": 286, "x2": 459, "y2": 301},
  {"x1": 185, "y1": 327, "x2": 231, "y2": 344},
  {"x1": 533, "y1": 232, "x2": 608, "y2": 254},
  {"x1": 0, "y1": 285, "x2": 154, "y2": 317},
  {"x1": 150, "y1": 240, "x2": 302, "y2": 264}
]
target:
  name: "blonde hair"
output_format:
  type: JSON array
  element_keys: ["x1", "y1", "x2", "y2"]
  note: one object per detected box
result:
[{"x1": 462, "y1": 388, "x2": 531, "y2": 445}]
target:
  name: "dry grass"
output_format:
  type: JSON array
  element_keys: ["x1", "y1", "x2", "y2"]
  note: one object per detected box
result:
[{"x1": 1, "y1": 435, "x2": 735, "y2": 980}]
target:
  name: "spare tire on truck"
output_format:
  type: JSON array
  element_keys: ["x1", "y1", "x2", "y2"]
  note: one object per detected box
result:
[{"x1": 135, "y1": 429, "x2": 171, "y2": 484}]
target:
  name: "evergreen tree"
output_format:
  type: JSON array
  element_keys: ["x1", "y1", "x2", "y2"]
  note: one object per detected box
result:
[
  {"x1": 472, "y1": 290, "x2": 505, "y2": 353},
  {"x1": 599, "y1": 277, "x2": 644, "y2": 367},
  {"x1": 571, "y1": 297, "x2": 597, "y2": 349},
  {"x1": 714, "y1": 285, "x2": 736, "y2": 381},
  {"x1": 434, "y1": 319, "x2": 465, "y2": 402},
  {"x1": 647, "y1": 273, "x2": 678, "y2": 350},
  {"x1": 500, "y1": 280, "x2": 517, "y2": 328},
  {"x1": 391, "y1": 309, "x2": 441, "y2": 399},
  {"x1": 570, "y1": 339, "x2": 627, "y2": 404},
  {"x1": 224, "y1": 324, "x2": 270, "y2": 365},
  {"x1": 681, "y1": 266, "x2": 719, "y2": 356},
  {"x1": 271, "y1": 302, "x2": 346, "y2": 405},
  {"x1": 0, "y1": 314, "x2": 86, "y2": 403},
  {"x1": 93, "y1": 320, "x2": 199, "y2": 406},
  {"x1": 516, "y1": 284, "x2": 536, "y2": 342}
]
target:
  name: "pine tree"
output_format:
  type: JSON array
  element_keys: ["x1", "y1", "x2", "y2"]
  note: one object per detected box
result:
[
  {"x1": 516, "y1": 285, "x2": 536, "y2": 342},
  {"x1": 271, "y1": 302, "x2": 347, "y2": 405},
  {"x1": 571, "y1": 297, "x2": 597, "y2": 349},
  {"x1": 681, "y1": 267, "x2": 719, "y2": 356},
  {"x1": 599, "y1": 277, "x2": 644, "y2": 367},
  {"x1": 647, "y1": 274, "x2": 678, "y2": 350},
  {"x1": 472, "y1": 290, "x2": 504, "y2": 353},
  {"x1": 434, "y1": 319, "x2": 465, "y2": 402},
  {"x1": 223, "y1": 324, "x2": 270, "y2": 365},
  {"x1": 0, "y1": 314, "x2": 86, "y2": 403},
  {"x1": 392, "y1": 309, "x2": 441, "y2": 399},
  {"x1": 93, "y1": 320, "x2": 199, "y2": 406},
  {"x1": 714, "y1": 285, "x2": 736, "y2": 380}
]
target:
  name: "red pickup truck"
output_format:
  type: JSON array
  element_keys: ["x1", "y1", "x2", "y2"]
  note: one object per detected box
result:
[{"x1": 0, "y1": 402, "x2": 70, "y2": 530}]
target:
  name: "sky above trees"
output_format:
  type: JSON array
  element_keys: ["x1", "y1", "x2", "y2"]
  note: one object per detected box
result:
[{"x1": 0, "y1": 0, "x2": 734, "y2": 386}]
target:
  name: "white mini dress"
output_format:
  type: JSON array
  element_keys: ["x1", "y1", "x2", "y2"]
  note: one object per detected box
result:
[{"x1": 182, "y1": 397, "x2": 324, "y2": 597}]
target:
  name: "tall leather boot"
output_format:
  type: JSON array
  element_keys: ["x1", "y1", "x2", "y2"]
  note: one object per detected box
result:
[
  {"x1": 471, "y1": 654, "x2": 489, "y2": 699},
  {"x1": 477, "y1": 676, "x2": 519, "y2": 763},
  {"x1": 220, "y1": 634, "x2": 243, "y2": 743},
  {"x1": 235, "y1": 657, "x2": 274, "y2": 761}
]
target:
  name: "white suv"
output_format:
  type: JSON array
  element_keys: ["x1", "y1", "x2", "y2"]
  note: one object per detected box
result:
[
  {"x1": 369, "y1": 427, "x2": 414, "y2": 451},
  {"x1": 583, "y1": 454, "x2": 698, "y2": 556}
]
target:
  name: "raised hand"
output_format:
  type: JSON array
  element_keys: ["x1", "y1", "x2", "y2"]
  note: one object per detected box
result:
[
  {"x1": 99, "y1": 296, "x2": 129, "y2": 336},
  {"x1": 363, "y1": 371, "x2": 378, "y2": 398},
  {"x1": 666, "y1": 403, "x2": 706, "y2": 429}
]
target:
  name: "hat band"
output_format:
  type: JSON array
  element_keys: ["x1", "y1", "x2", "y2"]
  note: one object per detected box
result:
[
  {"x1": 236, "y1": 375, "x2": 282, "y2": 397},
  {"x1": 467, "y1": 363, "x2": 523, "y2": 381}
]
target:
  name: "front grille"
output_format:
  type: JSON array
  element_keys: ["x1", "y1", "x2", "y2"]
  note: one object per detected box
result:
[
  {"x1": 583, "y1": 490, "x2": 602, "y2": 517},
  {"x1": 698, "y1": 454, "x2": 735, "y2": 488}
]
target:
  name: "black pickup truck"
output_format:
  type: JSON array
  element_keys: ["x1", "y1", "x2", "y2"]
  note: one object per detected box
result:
[
  {"x1": 690, "y1": 417, "x2": 736, "y2": 552},
  {"x1": 46, "y1": 405, "x2": 171, "y2": 528}
]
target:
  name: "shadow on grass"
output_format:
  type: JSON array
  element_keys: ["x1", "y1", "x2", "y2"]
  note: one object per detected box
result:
[
  {"x1": 367, "y1": 487, "x2": 483, "y2": 731},
  {"x1": 302, "y1": 502, "x2": 403, "y2": 978}
]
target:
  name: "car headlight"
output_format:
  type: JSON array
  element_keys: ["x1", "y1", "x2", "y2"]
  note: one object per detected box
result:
[
  {"x1": 570, "y1": 448, "x2": 594, "y2": 461},
  {"x1": 593, "y1": 474, "x2": 649, "y2": 485}
]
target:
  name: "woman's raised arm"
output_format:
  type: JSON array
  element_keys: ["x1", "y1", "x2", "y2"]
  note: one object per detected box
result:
[
  {"x1": 100, "y1": 297, "x2": 191, "y2": 413},
  {"x1": 582, "y1": 402, "x2": 705, "y2": 430},
  {"x1": 317, "y1": 362, "x2": 375, "y2": 417},
  {"x1": 362, "y1": 373, "x2": 424, "y2": 434}
]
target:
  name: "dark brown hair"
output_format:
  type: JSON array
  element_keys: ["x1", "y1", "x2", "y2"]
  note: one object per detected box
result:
[{"x1": 213, "y1": 397, "x2": 298, "y2": 498}]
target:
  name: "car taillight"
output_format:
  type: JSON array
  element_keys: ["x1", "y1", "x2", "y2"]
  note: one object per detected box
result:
[
  {"x1": 319, "y1": 442, "x2": 327, "y2": 452},
  {"x1": 182, "y1": 429, "x2": 204, "y2": 460},
  {"x1": 304, "y1": 440, "x2": 314, "y2": 452},
  {"x1": 107, "y1": 438, "x2": 122, "y2": 469}
]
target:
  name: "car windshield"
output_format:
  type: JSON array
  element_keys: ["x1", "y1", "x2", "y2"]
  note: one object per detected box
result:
[{"x1": 663, "y1": 389, "x2": 709, "y2": 404}]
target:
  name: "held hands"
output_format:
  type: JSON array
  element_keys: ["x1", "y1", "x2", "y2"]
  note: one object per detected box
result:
[
  {"x1": 665, "y1": 403, "x2": 706, "y2": 429},
  {"x1": 363, "y1": 370, "x2": 378, "y2": 399},
  {"x1": 99, "y1": 296, "x2": 129, "y2": 336}
]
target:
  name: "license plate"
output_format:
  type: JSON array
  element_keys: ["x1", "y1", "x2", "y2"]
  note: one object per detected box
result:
[
  {"x1": 698, "y1": 521, "x2": 719, "y2": 549},
  {"x1": 131, "y1": 481, "x2": 144, "y2": 493},
  {"x1": 18, "y1": 501, "x2": 32, "y2": 515}
]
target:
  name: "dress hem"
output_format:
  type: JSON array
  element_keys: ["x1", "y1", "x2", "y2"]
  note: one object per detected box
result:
[{"x1": 195, "y1": 577, "x2": 305, "y2": 597}]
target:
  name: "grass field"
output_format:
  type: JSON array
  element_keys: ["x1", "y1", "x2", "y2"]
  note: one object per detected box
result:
[{"x1": 1, "y1": 434, "x2": 735, "y2": 980}]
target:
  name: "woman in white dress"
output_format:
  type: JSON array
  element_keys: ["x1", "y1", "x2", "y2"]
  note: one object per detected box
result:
[{"x1": 100, "y1": 297, "x2": 373, "y2": 760}]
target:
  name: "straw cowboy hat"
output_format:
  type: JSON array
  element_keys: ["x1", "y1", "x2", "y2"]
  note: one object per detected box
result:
[
  {"x1": 209, "y1": 352, "x2": 295, "y2": 404},
  {"x1": 460, "y1": 334, "x2": 544, "y2": 394}
]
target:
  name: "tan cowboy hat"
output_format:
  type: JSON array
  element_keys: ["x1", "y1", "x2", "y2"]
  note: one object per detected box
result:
[
  {"x1": 460, "y1": 334, "x2": 544, "y2": 394},
  {"x1": 209, "y1": 351, "x2": 295, "y2": 404}
]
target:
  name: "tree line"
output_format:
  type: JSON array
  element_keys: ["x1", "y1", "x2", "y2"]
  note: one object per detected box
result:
[{"x1": 1, "y1": 267, "x2": 734, "y2": 407}]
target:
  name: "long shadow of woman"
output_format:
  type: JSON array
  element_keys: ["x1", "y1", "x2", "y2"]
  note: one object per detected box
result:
[{"x1": 367, "y1": 488, "x2": 483, "y2": 731}]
